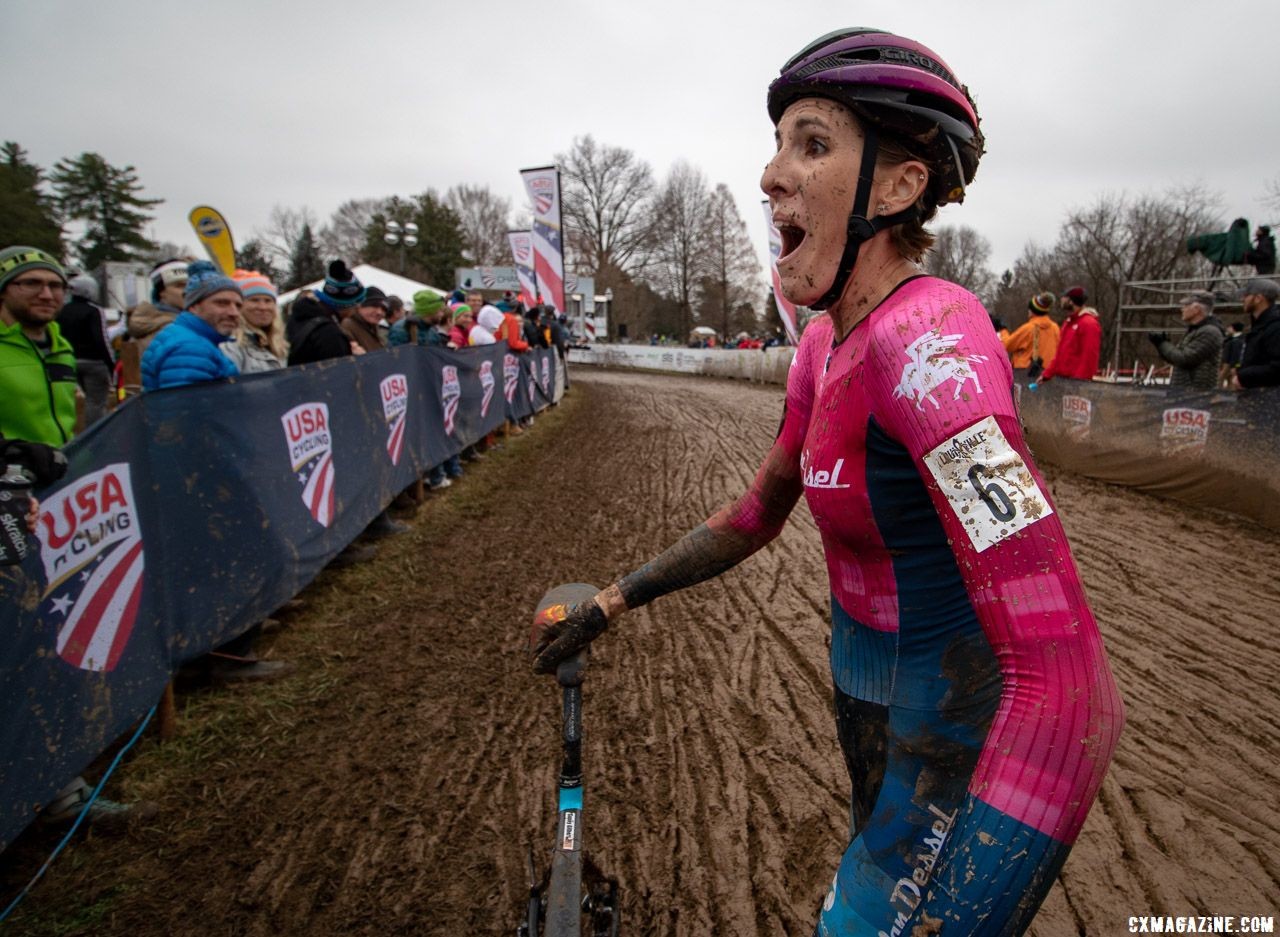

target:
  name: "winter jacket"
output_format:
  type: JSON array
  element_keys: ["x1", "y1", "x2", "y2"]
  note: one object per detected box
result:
[
  {"x1": 56, "y1": 298, "x2": 115, "y2": 369},
  {"x1": 0, "y1": 318, "x2": 77, "y2": 446},
  {"x1": 221, "y1": 331, "x2": 285, "y2": 374},
  {"x1": 1155, "y1": 315, "x2": 1224, "y2": 390},
  {"x1": 127, "y1": 301, "x2": 182, "y2": 355},
  {"x1": 141, "y1": 313, "x2": 238, "y2": 391},
  {"x1": 1222, "y1": 332, "x2": 1246, "y2": 369},
  {"x1": 447, "y1": 324, "x2": 472, "y2": 349},
  {"x1": 287, "y1": 297, "x2": 351, "y2": 365},
  {"x1": 388, "y1": 317, "x2": 423, "y2": 347},
  {"x1": 341, "y1": 315, "x2": 385, "y2": 353},
  {"x1": 1042, "y1": 307, "x2": 1101, "y2": 381},
  {"x1": 496, "y1": 313, "x2": 530, "y2": 352},
  {"x1": 1238, "y1": 304, "x2": 1280, "y2": 388},
  {"x1": 1001, "y1": 314, "x2": 1060, "y2": 371},
  {"x1": 522, "y1": 318, "x2": 549, "y2": 349}
]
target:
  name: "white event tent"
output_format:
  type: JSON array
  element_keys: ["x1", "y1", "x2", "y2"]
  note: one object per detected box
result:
[{"x1": 277, "y1": 264, "x2": 448, "y2": 307}]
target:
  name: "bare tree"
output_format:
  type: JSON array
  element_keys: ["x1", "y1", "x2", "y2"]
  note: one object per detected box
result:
[
  {"x1": 924, "y1": 225, "x2": 996, "y2": 303},
  {"x1": 256, "y1": 204, "x2": 320, "y2": 270},
  {"x1": 557, "y1": 135, "x2": 656, "y2": 282},
  {"x1": 445, "y1": 184, "x2": 512, "y2": 265},
  {"x1": 649, "y1": 161, "x2": 712, "y2": 337},
  {"x1": 320, "y1": 197, "x2": 385, "y2": 263},
  {"x1": 1262, "y1": 174, "x2": 1280, "y2": 216},
  {"x1": 698, "y1": 183, "x2": 763, "y2": 337}
]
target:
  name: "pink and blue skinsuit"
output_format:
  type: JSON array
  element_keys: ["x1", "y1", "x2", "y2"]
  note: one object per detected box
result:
[{"x1": 712, "y1": 276, "x2": 1124, "y2": 935}]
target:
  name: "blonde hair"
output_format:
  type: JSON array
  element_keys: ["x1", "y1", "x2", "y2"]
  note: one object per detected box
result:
[{"x1": 238, "y1": 308, "x2": 288, "y2": 360}]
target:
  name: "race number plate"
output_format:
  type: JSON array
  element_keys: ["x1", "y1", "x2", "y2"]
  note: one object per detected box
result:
[{"x1": 922, "y1": 416, "x2": 1052, "y2": 552}]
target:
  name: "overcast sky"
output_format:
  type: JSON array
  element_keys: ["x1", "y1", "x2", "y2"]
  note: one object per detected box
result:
[{"x1": 6, "y1": 0, "x2": 1278, "y2": 288}]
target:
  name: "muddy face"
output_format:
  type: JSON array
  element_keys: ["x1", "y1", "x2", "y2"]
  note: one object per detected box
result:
[{"x1": 761, "y1": 98, "x2": 866, "y2": 307}]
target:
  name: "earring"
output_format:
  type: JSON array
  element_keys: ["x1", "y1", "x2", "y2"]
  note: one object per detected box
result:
[{"x1": 876, "y1": 202, "x2": 889, "y2": 214}]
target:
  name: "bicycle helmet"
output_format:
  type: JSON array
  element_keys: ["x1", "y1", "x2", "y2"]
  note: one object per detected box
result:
[{"x1": 767, "y1": 29, "x2": 984, "y2": 309}]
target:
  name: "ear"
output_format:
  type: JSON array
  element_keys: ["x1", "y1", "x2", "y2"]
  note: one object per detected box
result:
[{"x1": 876, "y1": 159, "x2": 929, "y2": 216}]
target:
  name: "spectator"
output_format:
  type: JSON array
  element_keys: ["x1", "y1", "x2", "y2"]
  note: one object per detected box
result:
[
  {"x1": 549, "y1": 313, "x2": 571, "y2": 390},
  {"x1": 384, "y1": 295, "x2": 405, "y2": 344},
  {"x1": 128, "y1": 258, "x2": 188, "y2": 355},
  {"x1": 1244, "y1": 225, "x2": 1277, "y2": 276},
  {"x1": 141, "y1": 261, "x2": 241, "y2": 391},
  {"x1": 1, "y1": 250, "x2": 152, "y2": 826},
  {"x1": 447, "y1": 304, "x2": 474, "y2": 349},
  {"x1": 1039, "y1": 285, "x2": 1101, "y2": 383},
  {"x1": 222, "y1": 270, "x2": 286, "y2": 373},
  {"x1": 1231, "y1": 278, "x2": 1280, "y2": 390},
  {"x1": 470, "y1": 305, "x2": 502, "y2": 345},
  {"x1": 1147, "y1": 290, "x2": 1224, "y2": 390},
  {"x1": 287, "y1": 261, "x2": 365, "y2": 364},
  {"x1": 493, "y1": 299, "x2": 530, "y2": 353},
  {"x1": 523, "y1": 304, "x2": 549, "y2": 349},
  {"x1": 394, "y1": 290, "x2": 449, "y2": 348},
  {"x1": 342, "y1": 285, "x2": 388, "y2": 353},
  {"x1": 1001, "y1": 291, "x2": 1060, "y2": 380},
  {"x1": 1220, "y1": 321, "x2": 1246, "y2": 385},
  {"x1": 57, "y1": 274, "x2": 116, "y2": 426}
]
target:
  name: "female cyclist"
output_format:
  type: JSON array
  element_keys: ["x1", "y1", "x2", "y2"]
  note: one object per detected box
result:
[{"x1": 532, "y1": 28, "x2": 1124, "y2": 936}]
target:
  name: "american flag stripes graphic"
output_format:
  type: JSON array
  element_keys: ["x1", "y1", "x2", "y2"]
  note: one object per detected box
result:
[
  {"x1": 441, "y1": 366, "x2": 461, "y2": 436},
  {"x1": 282, "y1": 403, "x2": 335, "y2": 527},
  {"x1": 520, "y1": 167, "x2": 566, "y2": 314},
  {"x1": 380, "y1": 374, "x2": 409, "y2": 466},
  {"x1": 38, "y1": 463, "x2": 145, "y2": 673}
]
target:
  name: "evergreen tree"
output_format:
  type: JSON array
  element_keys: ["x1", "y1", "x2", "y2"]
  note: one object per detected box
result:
[
  {"x1": 362, "y1": 191, "x2": 467, "y2": 288},
  {"x1": 286, "y1": 223, "x2": 325, "y2": 290},
  {"x1": 237, "y1": 238, "x2": 282, "y2": 285},
  {"x1": 0, "y1": 142, "x2": 64, "y2": 256},
  {"x1": 49, "y1": 152, "x2": 161, "y2": 269}
]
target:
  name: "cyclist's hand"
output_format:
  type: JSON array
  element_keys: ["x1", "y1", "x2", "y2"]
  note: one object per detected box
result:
[{"x1": 531, "y1": 600, "x2": 608, "y2": 674}]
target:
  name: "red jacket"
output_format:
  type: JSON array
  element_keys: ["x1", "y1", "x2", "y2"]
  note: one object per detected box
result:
[{"x1": 1042, "y1": 308, "x2": 1101, "y2": 381}]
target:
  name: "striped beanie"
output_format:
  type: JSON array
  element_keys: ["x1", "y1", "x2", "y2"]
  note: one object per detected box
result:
[
  {"x1": 183, "y1": 260, "x2": 242, "y2": 309},
  {"x1": 0, "y1": 246, "x2": 65, "y2": 293},
  {"x1": 1029, "y1": 292, "x2": 1054, "y2": 314},
  {"x1": 317, "y1": 260, "x2": 365, "y2": 309},
  {"x1": 233, "y1": 269, "x2": 277, "y2": 299}
]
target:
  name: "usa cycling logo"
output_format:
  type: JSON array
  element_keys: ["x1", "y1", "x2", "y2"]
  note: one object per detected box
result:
[
  {"x1": 530, "y1": 176, "x2": 555, "y2": 216},
  {"x1": 540, "y1": 356, "x2": 551, "y2": 393},
  {"x1": 442, "y1": 365, "x2": 461, "y2": 436},
  {"x1": 380, "y1": 373, "x2": 409, "y2": 466},
  {"x1": 512, "y1": 238, "x2": 531, "y2": 265},
  {"x1": 479, "y1": 361, "x2": 496, "y2": 418},
  {"x1": 893, "y1": 329, "x2": 988, "y2": 411},
  {"x1": 503, "y1": 353, "x2": 520, "y2": 403},
  {"x1": 38, "y1": 464, "x2": 144, "y2": 672},
  {"x1": 282, "y1": 402, "x2": 335, "y2": 527}
]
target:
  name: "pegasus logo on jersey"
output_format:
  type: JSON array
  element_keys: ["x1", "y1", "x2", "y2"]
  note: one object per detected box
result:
[
  {"x1": 893, "y1": 330, "x2": 988, "y2": 411},
  {"x1": 801, "y1": 450, "x2": 851, "y2": 489}
]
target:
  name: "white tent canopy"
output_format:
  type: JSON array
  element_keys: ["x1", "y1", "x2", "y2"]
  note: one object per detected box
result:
[{"x1": 277, "y1": 264, "x2": 447, "y2": 308}]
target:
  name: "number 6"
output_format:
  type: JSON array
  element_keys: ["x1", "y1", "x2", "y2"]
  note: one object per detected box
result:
[{"x1": 967, "y1": 463, "x2": 1016, "y2": 522}]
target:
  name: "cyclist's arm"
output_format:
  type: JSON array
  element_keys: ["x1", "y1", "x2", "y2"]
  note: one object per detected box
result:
[
  {"x1": 866, "y1": 290, "x2": 1124, "y2": 932},
  {"x1": 593, "y1": 320, "x2": 828, "y2": 621}
]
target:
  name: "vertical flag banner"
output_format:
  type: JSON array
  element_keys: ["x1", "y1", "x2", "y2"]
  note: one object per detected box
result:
[
  {"x1": 507, "y1": 231, "x2": 539, "y2": 308},
  {"x1": 188, "y1": 206, "x2": 237, "y2": 275},
  {"x1": 762, "y1": 200, "x2": 799, "y2": 345},
  {"x1": 519, "y1": 167, "x2": 566, "y2": 314}
]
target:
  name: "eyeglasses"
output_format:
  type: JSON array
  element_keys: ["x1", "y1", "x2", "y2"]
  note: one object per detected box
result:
[{"x1": 8, "y1": 278, "x2": 66, "y2": 296}]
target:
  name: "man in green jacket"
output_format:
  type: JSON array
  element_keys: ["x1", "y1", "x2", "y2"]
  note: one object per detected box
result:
[
  {"x1": 1148, "y1": 290, "x2": 1225, "y2": 391},
  {"x1": 0, "y1": 246, "x2": 77, "y2": 445}
]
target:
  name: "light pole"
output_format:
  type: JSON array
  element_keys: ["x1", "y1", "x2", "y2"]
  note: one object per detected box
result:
[{"x1": 383, "y1": 220, "x2": 419, "y2": 275}]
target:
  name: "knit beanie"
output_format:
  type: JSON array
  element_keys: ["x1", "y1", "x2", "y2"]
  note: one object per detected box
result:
[
  {"x1": 451, "y1": 304, "x2": 473, "y2": 323},
  {"x1": 0, "y1": 246, "x2": 66, "y2": 294},
  {"x1": 233, "y1": 269, "x2": 277, "y2": 300},
  {"x1": 149, "y1": 258, "x2": 189, "y2": 303},
  {"x1": 413, "y1": 290, "x2": 445, "y2": 316},
  {"x1": 1029, "y1": 292, "x2": 1054, "y2": 315},
  {"x1": 317, "y1": 260, "x2": 366, "y2": 309},
  {"x1": 183, "y1": 260, "x2": 242, "y2": 309},
  {"x1": 1062, "y1": 285, "x2": 1087, "y2": 306}
]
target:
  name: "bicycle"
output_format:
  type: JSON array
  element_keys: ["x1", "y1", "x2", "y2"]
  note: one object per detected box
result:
[{"x1": 518, "y1": 583, "x2": 621, "y2": 937}]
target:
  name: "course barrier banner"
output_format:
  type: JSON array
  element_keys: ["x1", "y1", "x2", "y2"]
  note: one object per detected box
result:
[
  {"x1": 1013, "y1": 376, "x2": 1280, "y2": 531},
  {"x1": 0, "y1": 343, "x2": 558, "y2": 849}
]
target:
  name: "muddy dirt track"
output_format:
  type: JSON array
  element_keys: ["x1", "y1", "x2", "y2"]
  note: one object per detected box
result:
[{"x1": 4, "y1": 368, "x2": 1279, "y2": 936}]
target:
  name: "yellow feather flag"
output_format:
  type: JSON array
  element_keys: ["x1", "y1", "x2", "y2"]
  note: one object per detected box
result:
[{"x1": 188, "y1": 206, "x2": 237, "y2": 274}]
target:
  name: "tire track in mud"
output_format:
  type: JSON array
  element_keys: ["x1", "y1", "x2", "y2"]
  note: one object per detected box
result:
[{"x1": 4, "y1": 368, "x2": 1277, "y2": 936}]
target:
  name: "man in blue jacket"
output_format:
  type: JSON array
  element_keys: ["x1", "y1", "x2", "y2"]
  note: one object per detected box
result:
[{"x1": 141, "y1": 260, "x2": 241, "y2": 390}]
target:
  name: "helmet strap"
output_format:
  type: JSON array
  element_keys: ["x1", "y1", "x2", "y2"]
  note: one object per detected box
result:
[{"x1": 809, "y1": 125, "x2": 916, "y2": 311}]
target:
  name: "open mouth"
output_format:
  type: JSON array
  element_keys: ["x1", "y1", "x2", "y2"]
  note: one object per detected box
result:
[{"x1": 776, "y1": 221, "x2": 807, "y2": 261}]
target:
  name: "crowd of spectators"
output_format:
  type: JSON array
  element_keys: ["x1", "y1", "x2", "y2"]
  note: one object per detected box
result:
[{"x1": 0, "y1": 245, "x2": 565, "y2": 832}]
